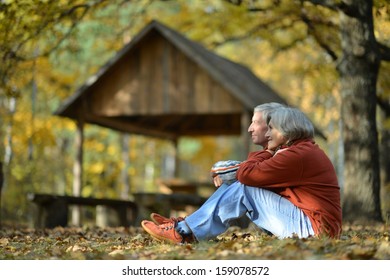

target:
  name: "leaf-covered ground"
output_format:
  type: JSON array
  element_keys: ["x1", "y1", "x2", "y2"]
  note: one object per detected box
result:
[{"x1": 0, "y1": 223, "x2": 389, "y2": 260}]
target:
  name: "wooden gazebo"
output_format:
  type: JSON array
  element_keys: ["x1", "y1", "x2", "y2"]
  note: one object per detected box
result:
[
  {"x1": 56, "y1": 20, "x2": 287, "y2": 137},
  {"x1": 55, "y1": 20, "x2": 289, "y2": 223}
]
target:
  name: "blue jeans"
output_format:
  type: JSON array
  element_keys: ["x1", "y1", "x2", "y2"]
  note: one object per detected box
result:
[{"x1": 184, "y1": 182, "x2": 314, "y2": 240}]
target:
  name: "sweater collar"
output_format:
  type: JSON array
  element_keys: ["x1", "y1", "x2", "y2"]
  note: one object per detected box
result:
[{"x1": 276, "y1": 138, "x2": 315, "y2": 151}]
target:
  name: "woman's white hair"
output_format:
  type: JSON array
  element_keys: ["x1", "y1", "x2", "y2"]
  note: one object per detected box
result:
[{"x1": 267, "y1": 107, "x2": 314, "y2": 143}]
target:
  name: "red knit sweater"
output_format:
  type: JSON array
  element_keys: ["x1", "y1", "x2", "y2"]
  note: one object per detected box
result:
[{"x1": 236, "y1": 139, "x2": 342, "y2": 238}]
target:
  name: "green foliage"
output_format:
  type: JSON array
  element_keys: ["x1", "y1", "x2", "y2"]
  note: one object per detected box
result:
[{"x1": 0, "y1": 0, "x2": 106, "y2": 92}]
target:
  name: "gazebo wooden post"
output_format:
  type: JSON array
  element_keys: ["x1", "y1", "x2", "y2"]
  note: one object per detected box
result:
[
  {"x1": 120, "y1": 133, "x2": 130, "y2": 199},
  {"x1": 173, "y1": 138, "x2": 180, "y2": 178},
  {"x1": 71, "y1": 115, "x2": 84, "y2": 226}
]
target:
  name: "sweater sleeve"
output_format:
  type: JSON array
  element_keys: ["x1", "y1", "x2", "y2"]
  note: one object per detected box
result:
[{"x1": 237, "y1": 147, "x2": 305, "y2": 187}]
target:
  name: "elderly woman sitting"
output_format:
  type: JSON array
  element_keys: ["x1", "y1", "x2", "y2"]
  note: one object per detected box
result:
[{"x1": 141, "y1": 107, "x2": 342, "y2": 243}]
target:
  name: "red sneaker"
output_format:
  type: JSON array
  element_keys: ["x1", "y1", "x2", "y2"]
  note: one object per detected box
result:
[
  {"x1": 150, "y1": 213, "x2": 184, "y2": 225},
  {"x1": 141, "y1": 220, "x2": 194, "y2": 244}
]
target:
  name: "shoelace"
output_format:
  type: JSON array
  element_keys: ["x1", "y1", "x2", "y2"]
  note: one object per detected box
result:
[
  {"x1": 158, "y1": 221, "x2": 190, "y2": 243},
  {"x1": 160, "y1": 221, "x2": 175, "y2": 230}
]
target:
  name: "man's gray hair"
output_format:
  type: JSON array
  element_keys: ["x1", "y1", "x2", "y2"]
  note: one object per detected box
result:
[
  {"x1": 254, "y1": 102, "x2": 285, "y2": 120},
  {"x1": 267, "y1": 107, "x2": 314, "y2": 143}
]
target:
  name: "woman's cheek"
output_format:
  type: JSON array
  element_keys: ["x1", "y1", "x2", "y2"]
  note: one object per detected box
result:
[{"x1": 267, "y1": 141, "x2": 277, "y2": 151}]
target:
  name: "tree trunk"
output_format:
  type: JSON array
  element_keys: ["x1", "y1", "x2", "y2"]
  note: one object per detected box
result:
[
  {"x1": 379, "y1": 106, "x2": 390, "y2": 185},
  {"x1": 379, "y1": 107, "x2": 390, "y2": 220},
  {"x1": 380, "y1": 130, "x2": 390, "y2": 187},
  {"x1": 0, "y1": 162, "x2": 3, "y2": 228},
  {"x1": 338, "y1": 0, "x2": 382, "y2": 222}
]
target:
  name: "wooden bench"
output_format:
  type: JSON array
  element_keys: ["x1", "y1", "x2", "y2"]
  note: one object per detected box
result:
[
  {"x1": 157, "y1": 178, "x2": 198, "y2": 194},
  {"x1": 27, "y1": 193, "x2": 138, "y2": 228}
]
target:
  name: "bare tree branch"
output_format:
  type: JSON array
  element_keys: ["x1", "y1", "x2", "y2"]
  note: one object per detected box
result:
[
  {"x1": 210, "y1": 18, "x2": 282, "y2": 47},
  {"x1": 222, "y1": 0, "x2": 277, "y2": 12},
  {"x1": 303, "y1": 0, "x2": 338, "y2": 10},
  {"x1": 38, "y1": 5, "x2": 92, "y2": 58},
  {"x1": 300, "y1": 8, "x2": 338, "y2": 61}
]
